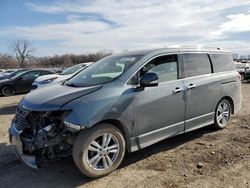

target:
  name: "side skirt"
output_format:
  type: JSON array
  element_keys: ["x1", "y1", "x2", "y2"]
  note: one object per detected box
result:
[
  {"x1": 129, "y1": 122, "x2": 184, "y2": 152},
  {"x1": 128, "y1": 112, "x2": 215, "y2": 152}
]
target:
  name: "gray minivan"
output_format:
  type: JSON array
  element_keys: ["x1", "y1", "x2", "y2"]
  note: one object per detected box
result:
[{"x1": 9, "y1": 46, "x2": 241, "y2": 178}]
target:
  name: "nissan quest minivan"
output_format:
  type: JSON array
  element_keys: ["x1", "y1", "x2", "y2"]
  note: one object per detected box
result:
[{"x1": 9, "y1": 46, "x2": 241, "y2": 178}]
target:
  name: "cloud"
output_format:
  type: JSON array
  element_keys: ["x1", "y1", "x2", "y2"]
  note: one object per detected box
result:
[
  {"x1": 1, "y1": 0, "x2": 250, "y2": 55},
  {"x1": 212, "y1": 13, "x2": 250, "y2": 36}
]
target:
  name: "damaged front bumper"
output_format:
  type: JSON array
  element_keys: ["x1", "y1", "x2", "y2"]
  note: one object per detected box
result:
[
  {"x1": 8, "y1": 105, "x2": 83, "y2": 169},
  {"x1": 9, "y1": 122, "x2": 38, "y2": 169}
]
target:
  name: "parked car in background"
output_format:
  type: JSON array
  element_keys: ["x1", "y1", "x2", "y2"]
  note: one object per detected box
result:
[
  {"x1": 0, "y1": 69, "x2": 17, "y2": 77},
  {"x1": 9, "y1": 46, "x2": 241, "y2": 178},
  {"x1": 0, "y1": 70, "x2": 53, "y2": 96},
  {"x1": 235, "y1": 62, "x2": 250, "y2": 81},
  {"x1": 0, "y1": 69, "x2": 5, "y2": 75},
  {"x1": 0, "y1": 69, "x2": 30, "y2": 80},
  {"x1": 32, "y1": 62, "x2": 93, "y2": 89}
]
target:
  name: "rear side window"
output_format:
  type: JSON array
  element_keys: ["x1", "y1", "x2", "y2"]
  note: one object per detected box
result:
[
  {"x1": 209, "y1": 54, "x2": 235, "y2": 72},
  {"x1": 184, "y1": 54, "x2": 212, "y2": 77},
  {"x1": 40, "y1": 71, "x2": 52, "y2": 75},
  {"x1": 22, "y1": 71, "x2": 40, "y2": 79}
]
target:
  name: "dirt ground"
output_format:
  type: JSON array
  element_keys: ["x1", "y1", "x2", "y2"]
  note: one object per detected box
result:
[{"x1": 0, "y1": 85, "x2": 249, "y2": 188}]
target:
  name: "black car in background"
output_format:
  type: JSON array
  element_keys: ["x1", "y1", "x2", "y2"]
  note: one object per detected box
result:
[
  {"x1": 0, "y1": 69, "x2": 30, "y2": 80},
  {"x1": 0, "y1": 70, "x2": 54, "y2": 96}
]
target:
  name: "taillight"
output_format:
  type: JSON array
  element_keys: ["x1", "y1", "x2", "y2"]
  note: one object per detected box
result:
[{"x1": 236, "y1": 72, "x2": 241, "y2": 80}]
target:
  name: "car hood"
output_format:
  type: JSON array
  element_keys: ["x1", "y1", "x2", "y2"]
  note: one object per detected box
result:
[
  {"x1": 20, "y1": 83, "x2": 102, "y2": 111},
  {"x1": 34, "y1": 74, "x2": 59, "y2": 82},
  {"x1": 35, "y1": 74, "x2": 74, "y2": 83},
  {"x1": 53, "y1": 74, "x2": 73, "y2": 82}
]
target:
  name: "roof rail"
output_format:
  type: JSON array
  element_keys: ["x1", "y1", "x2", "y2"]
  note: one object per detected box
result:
[{"x1": 166, "y1": 45, "x2": 222, "y2": 51}]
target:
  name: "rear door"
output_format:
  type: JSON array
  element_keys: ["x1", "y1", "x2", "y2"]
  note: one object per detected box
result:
[{"x1": 182, "y1": 53, "x2": 221, "y2": 132}]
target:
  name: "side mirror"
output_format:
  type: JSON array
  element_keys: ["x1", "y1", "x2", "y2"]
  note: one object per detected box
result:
[{"x1": 140, "y1": 72, "x2": 159, "y2": 87}]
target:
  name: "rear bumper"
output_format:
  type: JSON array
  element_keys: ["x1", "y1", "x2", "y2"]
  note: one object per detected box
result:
[{"x1": 9, "y1": 122, "x2": 38, "y2": 169}]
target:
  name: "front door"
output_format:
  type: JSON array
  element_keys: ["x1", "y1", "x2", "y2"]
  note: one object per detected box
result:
[
  {"x1": 132, "y1": 54, "x2": 185, "y2": 148},
  {"x1": 15, "y1": 71, "x2": 40, "y2": 92}
]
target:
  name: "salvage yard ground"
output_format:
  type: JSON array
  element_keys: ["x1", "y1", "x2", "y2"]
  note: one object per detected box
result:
[{"x1": 0, "y1": 84, "x2": 250, "y2": 188}]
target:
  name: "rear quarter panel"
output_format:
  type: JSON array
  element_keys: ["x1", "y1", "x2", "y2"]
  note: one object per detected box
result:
[{"x1": 219, "y1": 71, "x2": 241, "y2": 113}]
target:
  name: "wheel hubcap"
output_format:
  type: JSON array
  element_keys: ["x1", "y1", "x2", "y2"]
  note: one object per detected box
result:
[
  {"x1": 87, "y1": 133, "x2": 120, "y2": 170},
  {"x1": 217, "y1": 102, "x2": 230, "y2": 126},
  {"x1": 3, "y1": 87, "x2": 13, "y2": 95}
]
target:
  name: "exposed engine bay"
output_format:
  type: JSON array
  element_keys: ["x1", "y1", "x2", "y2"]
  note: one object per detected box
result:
[{"x1": 12, "y1": 106, "x2": 77, "y2": 166}]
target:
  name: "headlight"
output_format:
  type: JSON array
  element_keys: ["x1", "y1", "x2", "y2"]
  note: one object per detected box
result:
[
  {"x1": 64, "y1": 121, "x2": 84, "y2": 131},
  {"x1": 40, "y1": 77, "x2": 58, "y2": 84}
]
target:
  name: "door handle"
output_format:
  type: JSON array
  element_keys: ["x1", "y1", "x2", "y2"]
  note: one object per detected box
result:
[
  {"x1": 173, "y1": 87, "x2": 183, "y2": 93},
  {"x1": 187, "y1": 83, "x2": 196, "y2": 89}
]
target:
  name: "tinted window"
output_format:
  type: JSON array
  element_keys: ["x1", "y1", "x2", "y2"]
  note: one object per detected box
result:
[
  {"x1": 210, "y1": 53, "x2": 235, "y2": 72},
  {"x1": 40, "y1": 70, "x2": 52, "y2": 75},
  {"x1": 184, "y1": 54, "x2": 211, "y2": 77},
  {"x1": 140, "y1": 55, "x2": 178, "y2": 83},
  {"x1": 22, "y1": 71, "x2": 40, "y2": 79}
]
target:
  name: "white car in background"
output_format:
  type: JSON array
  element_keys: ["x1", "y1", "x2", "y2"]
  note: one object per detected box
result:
[{"x1": 32, "y1": 62, "x2": 93, "y2": 89}]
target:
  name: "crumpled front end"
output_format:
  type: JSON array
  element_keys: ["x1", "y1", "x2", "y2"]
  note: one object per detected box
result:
[{"x1": 9, "y1": 105, "x2": 81, "y2": 168}]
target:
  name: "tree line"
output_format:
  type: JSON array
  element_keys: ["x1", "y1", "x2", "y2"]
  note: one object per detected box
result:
[
  {"x1": 232, "y1": 53, "x2": 250, "y2": 61},
  {"x1": 1, "y1": 40, "x2": 250, "y2": 69},
  {"x1": 0, "y1": 40, "x2": 112, "y2": 69}
]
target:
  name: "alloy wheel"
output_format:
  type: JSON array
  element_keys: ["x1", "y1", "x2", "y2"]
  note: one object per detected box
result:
[
  {"x1": 86, "y1": 133, "x2": 120, "y2": 170},
  {"x1": 216, "y1": 101, "x2": 230, "y2": 126}
]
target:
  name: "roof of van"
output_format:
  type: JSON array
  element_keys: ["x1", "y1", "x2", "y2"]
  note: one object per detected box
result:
[{"x1": 116, "y1": 46, "x2": 230, "y2": 56}]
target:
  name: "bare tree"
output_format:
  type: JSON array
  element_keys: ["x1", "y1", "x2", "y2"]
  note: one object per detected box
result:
[
  {"x1": 0, "y1": 53, "x2": 18, "y2": 69},
  {"x1": 10, "y1": 40, "x2": 33, "y2": 68},
  {"x1": 239, "y1": 55, "x2": 246, "y2": 60},
  {"x1": 232, "y1": 53, "x2": 239, "y2": 60},
  {"x1": 0, "y1": 54, "x2": 10, "y2": 68}
]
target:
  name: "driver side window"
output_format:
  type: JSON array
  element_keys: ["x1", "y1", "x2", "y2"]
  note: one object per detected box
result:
[{"x1": 128, "y1": 54, "x2": 178, "y2": 85}]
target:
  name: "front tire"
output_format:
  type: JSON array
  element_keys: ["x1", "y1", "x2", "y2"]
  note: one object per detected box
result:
[
  {"x1": 73, "y1": 123, "x2": 126, "y2": 178},
  {"x1": 1, "y1": 85, "x2": 15, "y2": 96},
  {"x1": 214, "y1": 99, "x2": 232, "y2": 129}
]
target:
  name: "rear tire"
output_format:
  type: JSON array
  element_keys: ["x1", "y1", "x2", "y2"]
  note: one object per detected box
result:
[
  {"x1": 1, "y1": 85, "x2": 15, "y2": 96},
  {"x1": 73, "y1": 123, "x2": 126, "y2": 178},
  {"x1": 214, "y1": 99, "x2": 232, "y2": 129}
]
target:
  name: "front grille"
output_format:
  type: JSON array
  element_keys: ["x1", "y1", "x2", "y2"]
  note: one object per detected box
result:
[{"x1": 15, "y1": 106, "x2": 30, "y2": 131}]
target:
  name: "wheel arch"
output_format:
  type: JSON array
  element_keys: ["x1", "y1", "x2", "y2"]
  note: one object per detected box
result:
[
  {"x1": 0, "y1": 84, "x2": 16, "y2": 93},
  {"x1": 218, "y1": 96, "x2": 235, "y2": 114},
  {"x1": 93, "y1": 119, "x2": 131, "y2": 151}
]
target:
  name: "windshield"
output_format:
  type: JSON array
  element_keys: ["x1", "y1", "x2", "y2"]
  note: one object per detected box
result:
[
  {"x1": 60, "y1": 64, "x2": 85, "y2": 75},
  {"x1": 66, "y1": 54, "x2": 143, "y2": 87},
  {"x1": 235, "y1": 64, "x2": 246, "y2": 69}
]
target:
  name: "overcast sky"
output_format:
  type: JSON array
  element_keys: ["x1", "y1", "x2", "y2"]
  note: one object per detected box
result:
[{"x1": 1, "y1": 0, "x2": 250, "y2": 56}]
